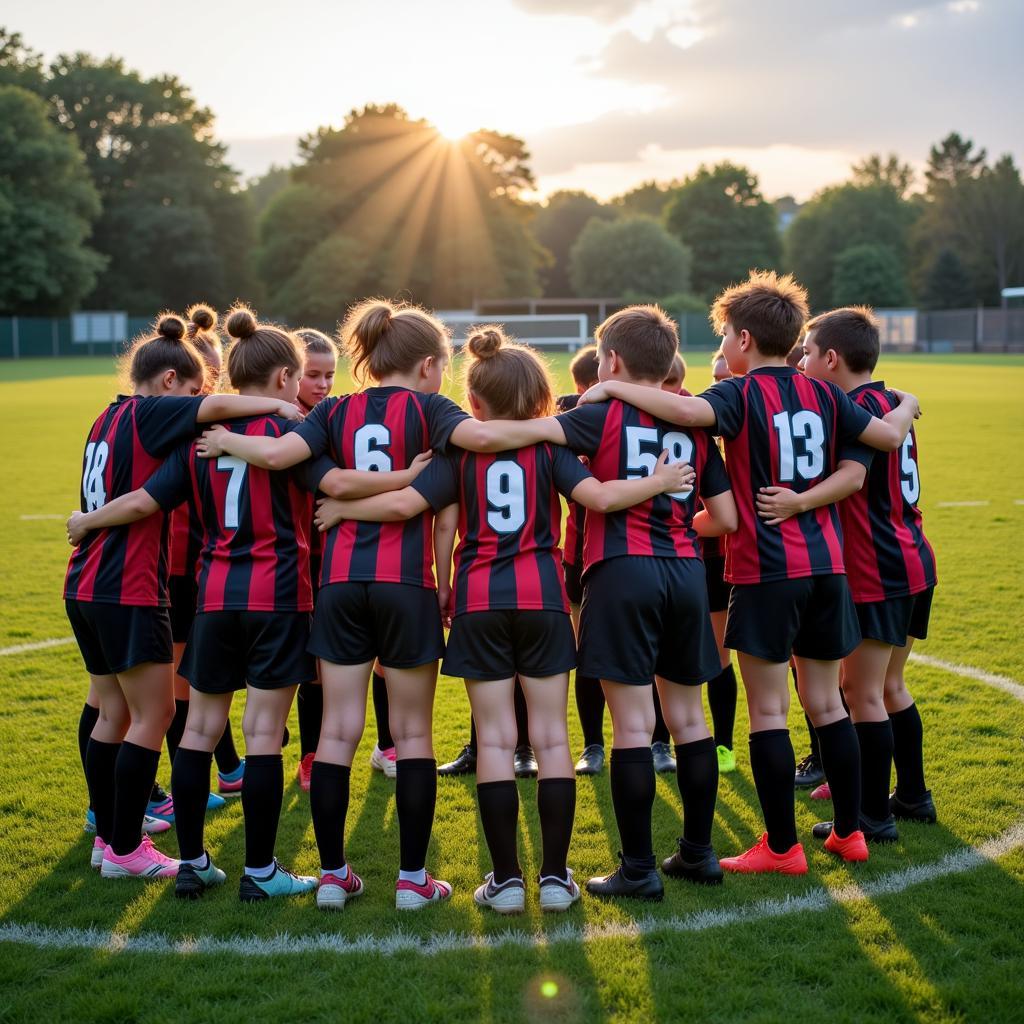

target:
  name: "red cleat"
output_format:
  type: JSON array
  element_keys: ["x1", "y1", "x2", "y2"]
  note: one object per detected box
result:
[
  {"x1": 297, "y1": 752, "x2": 314, "y2": 793},
  {"x1": 809, "y1": 782, "x2": 832, "y2": 800},
  {"x1": 824, "y1": 828, "x2": 869, "y2": 863},
  {"x1": 720, "y1": 833, "x2": 808, "y2": 875}
]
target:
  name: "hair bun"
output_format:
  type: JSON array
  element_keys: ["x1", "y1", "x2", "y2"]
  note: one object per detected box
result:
[
  {"x1": 157, "y1": 314, "x2": 186, "y2": 341},
  {"x1": 467, "y1": 327, "x2": 503, "y2": 360},
  {"x1": 358, "y1": 303, "x2": 394, "y2": 351},
  {"x1": 226, "y1": 306, "x2": 258, "y2": 340},
  {"x1": 187, "y1": 303, "x2": 217, "y2": 333}
]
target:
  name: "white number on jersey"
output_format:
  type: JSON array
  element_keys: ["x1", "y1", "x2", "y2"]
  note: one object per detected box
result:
[
  {"x1": 486, "y1": 460, "x2": 527, "y2": 534},
  {"x1": 772, "y1": 410, "x2": 825, "y2": 482},
  {"x1": 216, "y1": 455, "x2": 247, "y2": 529},
  {"x1": 899, "y1": 434, "x2": 921, "y2": 505},
  {"x1": 624, "y1": 425, "x2": 694, "y2": 500},
  {"x1": 354, "y1": 424, "x2": 392, "y2": 472},
  {"x1": 82, "y1": 441, "x2": 109, "y2": 511}
]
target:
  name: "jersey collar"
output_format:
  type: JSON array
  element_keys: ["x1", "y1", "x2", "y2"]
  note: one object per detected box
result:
[{"x1": 848, "y1": 380, "x2": 886, "y2": 399}]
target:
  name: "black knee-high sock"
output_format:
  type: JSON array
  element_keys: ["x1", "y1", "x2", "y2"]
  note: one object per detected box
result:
[
  {"x1": 514, "y1": 678, "x2": 530, "y2": 748},
  {"x1": 242, "y1": 754, "x2": 283, "y2": 868},
  {"x1": 396, "y1": 758, "x2": 437, "y2": 872},
  {"x1": 749, "y1": 729, "x2": 797, "y2": 853},
  {"x1": 609, "y1": 747, "x2": 655, "y2": 875},
  {"x1": 310, "y1": 761, "x2": 351, "y2": 870},
  {"x1": 805, "y1": 713, "x2": 820, "y2": 760},
  {"x1": 652, "y1": 688, "x2": 670, "y2": 745},
  {"x1": 468, "y1": 715, "x2": 478, "y2": 756},
  {"x1": 855, "y1": 720, "x2": 894, "y2": 822},
  {"x1": 79, "y1": 703, "x2": 99, "y2": 808},
  {"x1": 675, "y1": 737, "x2": 719, "y2": 849},
  {"x1": 477, "y1": 780, "x2": 521, "y2": 883},
  {"x1": 890, "y1": 703, "x2": 927, "y2": 800},
  {"x1": 816, "y1": 717, "x2": 861, "y2": 838},
  {"x1": 538, "y1": 778, "x2": 576, "y2": 879},
  {"x1": 574, "y1": 674, "x2": 605, "y2": 748},
  {"x1": 706, "y1": 666, "x2": 736, "y2": 751},
  {"x1": 372, "y1": 671, "x2": 394, "y2": 750},
  {"x1": 111, "y1": 742, "x2": 160, "y2": 856},
  {"x1": 297, "y1": 683, "x2": 323, "y2": 758},
  {"x1": 165, "y1": 699, "x2": 189, "y2": 764},
  {"x1": 213, "y1": 720, "x2": 241, "y2": 775},
  {"x1": 85, "y1": 738, "x2": 118, "y2": 841},
  {"x1": 171, "y1": 747, "x2": 212, "y2": 861}
]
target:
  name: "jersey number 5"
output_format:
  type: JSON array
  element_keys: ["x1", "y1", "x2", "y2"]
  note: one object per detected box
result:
[
  {"x1": 82, "y1": 441, "x2": 109, "y2": 511},
  {"x1": 772, "y1": 411, "x2": 825, "y2": 482},
  {"x1": 216, "y1": 455, "x2": 247, "y2": 529},
  {"x1": 899, "y1": 434, "x2": 921, "y2": 504},
  {"x1": 486, "y1": 460, "x2": 526, "y2": 534}
]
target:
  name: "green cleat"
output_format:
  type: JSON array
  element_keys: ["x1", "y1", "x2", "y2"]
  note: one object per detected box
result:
[
  {"x1": 717, "y1": 745, "x2": 737, "y2": 773},
  {"x1": 238, "y1": 860, "x2": 317, "y2": 902}
]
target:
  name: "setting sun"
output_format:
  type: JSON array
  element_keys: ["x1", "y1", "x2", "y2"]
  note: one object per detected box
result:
[{"x1": 433, "y1": 112, "x2": 477, "y2": 142}]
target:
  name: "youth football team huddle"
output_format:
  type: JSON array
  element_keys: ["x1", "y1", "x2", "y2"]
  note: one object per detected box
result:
[{"x1": 64, "y1": 269, "x2": 938, "y2": 915}]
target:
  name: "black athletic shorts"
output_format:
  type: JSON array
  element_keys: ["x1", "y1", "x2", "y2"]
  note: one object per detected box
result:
[
  {"x1": 308, "y1": 582, "x2": 445, "y2": 669},
  {"x1": 704, "y1": 554, "x2": 730, "y2": 614},
  {"x1": 578, "y1": 556, "x2": 720, "y2": 687},
  {"x1": 65, "y1": 599, "x2": 172, "y2": 676},
  {"x1": 180, "y1": 610, "x2": 315, "y2": 693},
  {"x1": 168, "y1": 575, "x2": 198, "y2": 644},
  {"x1": 443, "y1": 609, "x2": 577, "y2": 681},
  {"x1": 855, "y1": 586, "x2": 934, "y2": 647},
  {"x1": 725, "y1": 574, "x2": 861, "y2": 663},
  {"x1": 562, "y1": 560, "x2": 583, "y2": 606}
]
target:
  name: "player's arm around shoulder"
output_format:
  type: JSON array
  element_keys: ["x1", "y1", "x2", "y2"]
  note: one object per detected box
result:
[
  {"x1": 569, "y1": 451, "x2": 695, "y2": 514},
  {"x1": 315, "y1": 450, "x2": 434, "y2": 500},
  {"x1": 695, "y1": 489, "x2": 739, "y2": 537},
  {"x1": 67, "y1": 488, "x2": 161, "y2": 546},
  {"x1": 578, "y1": 379, "x2": 717, "y2": 428},
  {"x1": 755, "y1": 459, "x2": 867, "y2": 527},
  {"x1": 857, "y1": 388, "x2": 921, "y2": 452},
  {"x1": 449, "y1": 415, "x2": 567, "y2": 453},
  {"x1": 197, "y1": 424, "x2": 312, "y2": 470}
]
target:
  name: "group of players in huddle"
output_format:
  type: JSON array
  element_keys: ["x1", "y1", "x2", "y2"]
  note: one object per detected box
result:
[{"x1": 64, "y1": 269, "x2": 937, "y2": 914}]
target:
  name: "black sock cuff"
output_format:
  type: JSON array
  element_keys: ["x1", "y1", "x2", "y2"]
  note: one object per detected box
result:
[
  {"x1": 749, "y1": 729, "x2": 789, "y2": 747},
  {"x1": 372, "y1": 671, "x2": 386, "y2": 687},
  {"x1": 675, "y1": 736, "x2": 716, "y2": 759},
  {"x1": 815, "y1": 717, "x2": 854, "y2": 739},
  {"x1": 397, "y1": 757, "x2": 436, "y2": 770},
  {"x1": 120, "y1": 740, "x2": 160, "y2": 762},
  {"x1": 310, "y1": 760, "x2": 351, "y2": 780},
  {"x1": 88, "y1": 738, "x2": 121, "y2": 754},
  {"x1": 854, "y1": 719, "x2": 892, "y2": 736},
  {"x1": 477, "y1": 779, "x2": 517, "y2": 793},
  {"x1": 537, "y1": 777, "x2": 576, "y2": 791},
  {"x1": 245, "y1": 753, "x2": 283, "y2": 767},
  {"x1": 611, "y1": 746, "x2": 654, "y2": 764},
  {"x1": 712, "y1": 664, "x2": 736, "y2": 683},
  {"x1": 175, "y1": 746, "x2": 212, "y2": 764},
  {"x1": 889, "y1": 704, "x2": 919, "y2": 722},
  {"x1": 173, "y1": 698, "x2": 189, "y2": 712},
  {"x1": 82, "y1": 702, "x2": 100, "y2": 721}
]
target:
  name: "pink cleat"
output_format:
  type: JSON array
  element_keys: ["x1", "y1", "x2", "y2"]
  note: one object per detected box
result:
[
  {"x1": 370, "y1": 745, "x2": 397, "y2": 779},
  {"x1": 810, "y1": 782, "x2": 832, "y2": 800},
  {"x1": 100, "y1": 836, "x2": 179, "y2": 879},
  {"x1": 317, "y1": 867, "x2": 365, "y2": 911},
  {"x1": 395, "y1": 873, "x2": 452, "y2": 910}
]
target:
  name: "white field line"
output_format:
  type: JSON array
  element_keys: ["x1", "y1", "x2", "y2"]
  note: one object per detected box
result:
[
  {"x1": 0, "y1": 637, "x2": 75, "y2": 657},
  {"x1": 0, "y1": 657, "x2": 1021, "y2": 958},
  {"x1": 19, "y1": 514, "x2": 67, "y2": 521},
  {"x1": 935, "y1": 501, "x2": 990, "y2": 508}
]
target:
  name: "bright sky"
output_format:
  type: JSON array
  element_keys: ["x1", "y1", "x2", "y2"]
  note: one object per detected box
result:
[{"x1": 6, "y1": 0, "x2": 1021, "y2": 200}]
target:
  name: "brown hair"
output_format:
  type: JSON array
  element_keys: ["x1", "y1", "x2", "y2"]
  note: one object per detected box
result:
[
  {"x1": 121, "y1": 313, "x2": 205, "y2": 391},
  {"x1": 805, "y1": 306, "x2": 880, "y2": 374},
  {"x1": 184, "y1": 303, "x2": 222, "y2": 388},
  {"x1": 663, "y1": 352, "x2": 686, "y2": 388},
  {"x1": 569, "y1": 344, "x2": 599, "y2": 388},
  {"x1": 296, "y1": 327, "x2": 339, "y2": 357},
  {"x1": 710, "y1": 270, "x2": 809, "y2": 357},
  {"x1": 595, "y1": 305, "x2": 679, "y2": 382},
  {"x1": 340, "y1": 299, "x2": 450, "y2": 385},
  {"x1": 224, "y1": 305, "x2": 303, "y2": 390},
  {"x1": 463, "y1": 326, "x2": 554, "y2": 420}
]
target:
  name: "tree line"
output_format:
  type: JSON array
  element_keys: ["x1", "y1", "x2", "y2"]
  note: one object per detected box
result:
[{"x1": 2, "y1": 27, "x2": 1022, "y2": 323}]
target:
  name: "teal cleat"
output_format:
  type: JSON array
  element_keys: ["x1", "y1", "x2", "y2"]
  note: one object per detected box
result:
[
  {"x1": 175, "y1": 856, "x2": 227, "y2": 899},
  {"x1": 238, "y1": 861, "x2": 317, "y2": 902},
  {"x1": 206, "y1": 792, "x2": 226, "y2": 811}
]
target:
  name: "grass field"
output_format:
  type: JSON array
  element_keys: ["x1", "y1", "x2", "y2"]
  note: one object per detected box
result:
[{"x1": 1, "y1": 353, "x2": 1022, "y2": 1024}]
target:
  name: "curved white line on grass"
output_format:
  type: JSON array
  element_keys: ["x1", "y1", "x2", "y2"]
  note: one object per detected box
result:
[
  {"x1": 0, "y1": 655, "x2": 1020, "y2": 957},
  {"x1": 0, "y1": 637, "x2": 75, "y2": 657},
  {"x1": 19, "y1": 514, "x2": 67, "y2": 521}
]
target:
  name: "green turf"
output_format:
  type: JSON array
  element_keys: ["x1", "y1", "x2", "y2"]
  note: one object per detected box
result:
[{"x1": 1, "y1": 354, "x2": 1022, "y2": 1023}]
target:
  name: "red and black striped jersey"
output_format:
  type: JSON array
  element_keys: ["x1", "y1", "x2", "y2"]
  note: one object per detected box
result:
[
  {"x1": 555, "y1": 394, "x2": 587, "y2": 568},
  {"x1": 412, "y1": 444, "x2": 591, "y2": 615},
  {"x1": 64, "y1": 395, "x2": 203, "y2": 607},
  {"x1": 702, "y1": 367, "x2": 874, "y2": 585},
  {"x1": 295, "y1": 387, "x2": 469, "y2": 589},
  {"x1": 168, "y1": 500, "x2": 203, "y2": 581},
  {"x1": 556, "y1": 399, "x2": 731, "y2": 574},
  {"x1": 144, "y1": 416, "x2": 315, "y2": 613},
  {"x1": 839, "y1": 382, "x2": 937, "y2": 603}
]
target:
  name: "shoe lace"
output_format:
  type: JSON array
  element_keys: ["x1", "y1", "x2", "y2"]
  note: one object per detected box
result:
[{"x1": 795, "y1": 754, "x2": 816, "y2": 772}]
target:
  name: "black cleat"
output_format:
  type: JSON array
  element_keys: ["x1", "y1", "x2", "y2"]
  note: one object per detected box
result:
[
  {"x1": 811, "y1": 814, "x2": 899, "y2": 843},
  {"x1": 586, "y1": 855, "x2": 664, "y2": 902},
  {"x1": 795, "y1": 753, "x2": 825, "y2": 788},
  {"x1": 889, "y1": 789, "x2": 937, "y2": 824},
  {"x1": 438, "y1": 745, "x2": 476, "y2": 777},
  {"x1": 661, "y1": 840, "x2": 724, "y2": 885},
  {"x1": 651, "y1": 741, "x2": 677, "y2": 774},
  {"x1": 150, "y1": 781, "x2": 169, "y2": 803},
  {"x1": 575, "y1": 744, "x2": 605, "y2": 776},
  {"x1": 514, "y1": 745, "x2": 539, "y2": 778}
]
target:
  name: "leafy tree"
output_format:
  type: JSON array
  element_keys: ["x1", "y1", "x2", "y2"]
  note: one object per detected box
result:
[
  {"x1": 924, "y1": 132, "x2": 986, "y2": 191},
  {"x1": 245, "y1": 165, "x2": 293, "y2": 220},
  {"x1": 610, "y1": 180, "x2": 677, "y2": 220},
  {"x1": 257, "y1": 184, "x2": 336, "y2": 302},
  {"x1": 273, "y1": 235, "x2": 370, "y2": 325},
  {"x1": 0, "y1": 28, "x2": 45, "y2": 94},
  {"x1": 531, "y1": 191, "x2": 614, "y2": 296},
  {"x1": 569, "y1": 216, "x2": 692, "y2": 298},
  {"x1": 830, "y1": 244, "x2": 909, "y2": 308},
  {"x1": 785, "y1": 183, "x2": 917, "y2": 309},
  {"x1": 0, "y1": 85, "x2": 104, "y2": 313},
  {"x1": 851, "y1": 154, "x2": 915, "y2": 198},
  {"x1": 963, "y1": 155, "x2": 1024, "y2": 305},
  {"x1": 663, "y1": 162, "x2": 780, "y2": 299},
  {"x1": 919, "y1": 248, "x2": 976, "y2": 309}
]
